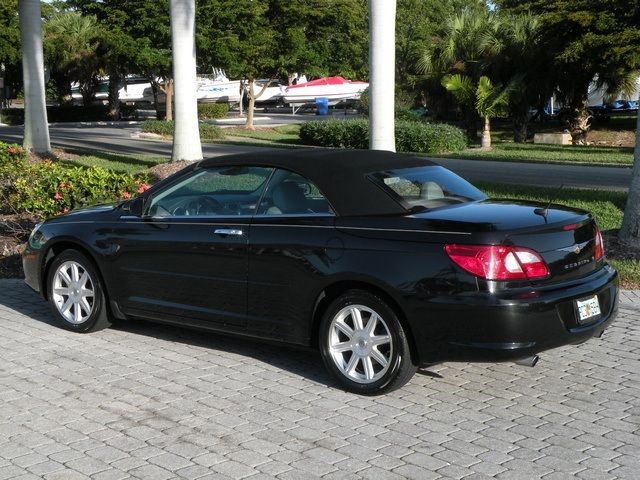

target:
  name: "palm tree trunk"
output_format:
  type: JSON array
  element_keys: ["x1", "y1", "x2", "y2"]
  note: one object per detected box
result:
[
  {"x1": 19, "y1": 0, "x2": 50, "y2": 153},
  {"x1": 481, "y1": 116, "x2": 491, "y2": 149},
  {"x1": 368, "y1": 0, "x2": 396, "y2": 152},
  {"x1": 169, "y1": 0, "x2": 202, "y2": 162},
  {"x1": 245, "y1": 79, "x2": 256, "y2": 130},
  {"x1": 619, "y1": 99, "x2": 640, "y2": 246}
]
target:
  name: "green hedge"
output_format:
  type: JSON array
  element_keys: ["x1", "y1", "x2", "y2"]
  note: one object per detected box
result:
[
  {"x1": 299, "y1": 119, "x2": 467, "y2": 154},
  {"x1": 141, "y1": 120, "x2": 224, "y2": 140},
  {"x1": 0, "y1": 141, "x2": 147, "y2": 218},
  {"x1": 198, "y1": 103, "x2": 229, "y2": 120}
]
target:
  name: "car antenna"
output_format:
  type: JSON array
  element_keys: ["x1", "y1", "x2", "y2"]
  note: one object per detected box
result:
[{"x1": 534, "y1": 183, "x2": 564, "y2": 220}]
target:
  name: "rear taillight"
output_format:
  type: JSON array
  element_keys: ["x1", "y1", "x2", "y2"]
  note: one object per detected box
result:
[
  {"x1": 445, "y1": 244, "x2": 550, "y2": 280},
  {"x1": 594, "y1": 228, "x2": 604, "y2": 260}
]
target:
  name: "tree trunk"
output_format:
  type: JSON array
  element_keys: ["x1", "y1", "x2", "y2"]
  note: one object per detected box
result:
[
  {"x1": 481, "y1": 116, "x2": 491, "y2": 149},
  {"x1": 512, "y1": 106, "x2": 529, "y2": 143},
  {"x1": 244, "y1": 78, "x2": 272, "y2": 130},
  {"x1": 368, "y1": 0, "x2": 397, "y2": 152},
  {"x1": 19, "y1": 0, "x2": 50, "y2": 153},
  {"x1": 245, "y1": 80, "x2": 256, "y2": 130},
  {"x1": 108, "y1": 72, "x2": 121, "y2": 120},
  {"x1": 161, "y1": 78, "x2": 174, "y2": 121},
  {"x1": 619, "y1": 101, "x2": 640, "y2": 247},
  {"x1": 170, "y1": 0, "x2": 202, "y2": 162},
  {"x1": 566, "y1": 94, "x2": 591, "y2": 145}
]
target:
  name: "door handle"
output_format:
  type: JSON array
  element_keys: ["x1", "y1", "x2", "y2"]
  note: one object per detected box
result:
[{"x1": 214, "y1": 228, "x2": 244, "y2": 236}]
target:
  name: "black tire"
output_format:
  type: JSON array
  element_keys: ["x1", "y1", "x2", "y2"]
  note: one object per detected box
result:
[
  {"x1": 46, "y1": 249, "x2": 111, "y2": 333},
  {"x1": 319, "y1": 289, "x2": 416, "y2": 395}
]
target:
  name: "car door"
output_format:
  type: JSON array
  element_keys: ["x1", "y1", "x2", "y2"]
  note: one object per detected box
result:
[
  {"x1": 247, "y1": 168, "x2": 337, "y2": 344},
  {"x1": 108, "y1": 165, "x2": 274, "y2": 328}
]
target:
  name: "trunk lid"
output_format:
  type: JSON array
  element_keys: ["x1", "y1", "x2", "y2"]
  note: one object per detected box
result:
[{"x1": 414, "y1": 199, "x2": 603, "y2": 282}]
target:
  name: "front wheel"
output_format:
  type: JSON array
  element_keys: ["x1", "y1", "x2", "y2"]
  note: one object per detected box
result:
[
  {"x1": 319, "y1": 290, "x2": 416, "y2": 395},
  {"x1": 47, "y1": 250, "x2": 111, "y2": 333}
]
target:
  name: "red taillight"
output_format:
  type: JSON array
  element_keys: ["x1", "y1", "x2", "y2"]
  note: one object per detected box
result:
[
  {"x1": 445, "y1": 244, "x2": 550, "y2": 280},
  {"x1": 594, "y1": 228, "x2": 604, "y2": 260}
]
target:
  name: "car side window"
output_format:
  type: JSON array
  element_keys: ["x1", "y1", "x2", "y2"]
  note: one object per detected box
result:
[
  {"x1": 258, "y1": 169, "x2": 334, "y2": 216},
  {"x1": 146, "y1": 166, "x2": 273, "y2": 217}
]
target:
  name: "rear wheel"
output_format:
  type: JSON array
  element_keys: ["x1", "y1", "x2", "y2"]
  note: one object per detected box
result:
[
  {"x1": 47, "y1": 250, "x2": 111, "y2": 333},
  {"x1": 319, "y1": 290, "x2": 416, "y2": 394}
]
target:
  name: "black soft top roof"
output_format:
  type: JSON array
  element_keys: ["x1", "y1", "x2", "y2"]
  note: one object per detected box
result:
[{"x1": 199, "y1": 149, "x2": 438, "y2": 216}]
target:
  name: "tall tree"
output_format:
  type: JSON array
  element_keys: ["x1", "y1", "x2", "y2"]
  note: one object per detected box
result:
[
  {"x1": 198, "y1": 0, "x2": 369, "y2": 129},
  {"x1": 619, "y1": 106, "x2": 640, "y2": 246},
  {"x1": 170, "y1": 0, "x2": 202, "y2": 161},
  {"x1": 19, "y1": 0, "x2": 50, "y2": 153},
  {"x1": 44, "y1": 11, "x2": 102, "y2": 106},
  {"x1": 498, "y1": 0, "x2": 640, "y2": 144},
  {"x1": 418, "y1": 7, "x2": 502, "y2": 140},
  {"x1": 369, "y1": 0, "x2": 397, "y2": 152},
  {"x1": 68, "y1": 0, "x2": 172, "y2": 119}
]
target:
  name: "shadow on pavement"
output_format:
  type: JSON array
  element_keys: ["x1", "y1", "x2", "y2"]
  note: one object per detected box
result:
[{"x1": 1, "y1": 280, "x2": 334, "y2": 389}]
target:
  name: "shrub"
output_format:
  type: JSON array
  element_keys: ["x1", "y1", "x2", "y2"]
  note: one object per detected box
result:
[
  {"x1": 0, "y1": 141, "x2": 147, "y2": 218},
  {"x1": 198, "y1": 103, "x2": 229, "y2": 120},
  {"x1": 141, "y1": 120, "x2": 224, "y2": 140},
  {"x1": 299, "y1": 119, "x2": 466, "y2": 154},
  {"x1": 394, "y1": 120, "x2": 467, "y2": 154},
  {"x1": 299, "y1": 119, "x2": 369, "y2": 149}
]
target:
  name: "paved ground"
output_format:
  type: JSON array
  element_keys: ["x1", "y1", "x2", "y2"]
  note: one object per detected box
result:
[
  {"x1": 0, "y1": 124, "x2": 632, "y2": 190},
  {"x1": 0, "y1": 279, "x2": 638, "y2": 480}
]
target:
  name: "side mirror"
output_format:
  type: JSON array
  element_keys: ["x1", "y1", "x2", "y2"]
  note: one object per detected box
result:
[{"x1": 127, "y1": 196, "x2": 145, "y2": 217}]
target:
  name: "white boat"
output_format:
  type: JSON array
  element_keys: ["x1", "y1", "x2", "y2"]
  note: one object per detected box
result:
[
  {"x1": 281, "y1": 76, "x2": 369, "y2": 105},
  {"x1": 196, "y1": 73, "x2": 242, "y2": 104}
]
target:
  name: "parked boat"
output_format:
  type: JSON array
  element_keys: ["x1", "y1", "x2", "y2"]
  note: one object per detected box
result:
[{"x1": 281, "y1": 76, "x2": 369, "y2": 104}]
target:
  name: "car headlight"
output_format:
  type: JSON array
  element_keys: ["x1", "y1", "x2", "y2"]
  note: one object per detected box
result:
[{"x1": 28, "y1": 223, "x2": 46, "y2": 249}]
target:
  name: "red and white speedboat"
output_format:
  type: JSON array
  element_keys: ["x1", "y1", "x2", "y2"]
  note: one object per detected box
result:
[{"x1": 281, "y1": 76, "x2": 369, "y2": 104}]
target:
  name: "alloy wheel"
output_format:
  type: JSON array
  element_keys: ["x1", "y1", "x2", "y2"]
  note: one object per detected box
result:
[
  {"x1": 328, "y1": 304, "x2": 393, "y2": 384},
  {"x1": 52, "y1": 261, "x2": 95, "y2": 324}
]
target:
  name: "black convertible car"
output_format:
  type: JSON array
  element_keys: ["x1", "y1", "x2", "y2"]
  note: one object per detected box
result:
[{"x1": 23, "y1": 149, "x2": 618, "y2": 394}]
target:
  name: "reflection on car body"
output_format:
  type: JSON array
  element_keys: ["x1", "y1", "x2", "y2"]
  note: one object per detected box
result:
[{"x1": 23, "y1": 149, "x2": 618, "y2": 394}]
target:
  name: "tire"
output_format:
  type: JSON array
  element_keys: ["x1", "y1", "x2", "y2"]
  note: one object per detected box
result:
[
  {"x1": 319, "y1": 289, "x2": 416, "y2": 395},
  {"x1": 46, "y1": 249, "x2": 111, "y2": 333}
]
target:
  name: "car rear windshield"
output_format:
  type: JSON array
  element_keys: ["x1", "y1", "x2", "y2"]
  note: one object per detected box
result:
[{"x1": 369, "y1": 166, "x2": 487, "y2": 211}]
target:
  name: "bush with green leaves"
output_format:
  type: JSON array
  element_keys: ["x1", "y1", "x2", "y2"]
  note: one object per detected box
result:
[
  {"x1": 141, "y1": 120, "x2": 224, "y2": 140},
  {"x1": 198, "y1": 103, "x2": 229, "y2": 120},
  {"x1": 299, "y1": 119, "x2": 466, "y2": 154},
  {"x1": 0, "y1": 141, "x2": 148, "y2": 218}
]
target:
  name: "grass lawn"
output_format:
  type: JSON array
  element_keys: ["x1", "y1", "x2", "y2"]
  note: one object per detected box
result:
[
  {"x1": 60, "y1": 150, "x2": 167, "y2": 175},
  {"x1": 437, "y1": 142, "x2": 633, "y2": 167},
  {"x1": 223, "y1": 124, "x2": 302, "y2": 144}
]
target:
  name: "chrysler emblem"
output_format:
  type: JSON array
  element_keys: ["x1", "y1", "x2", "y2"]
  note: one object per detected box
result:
[{"x1": 559, "y1": 241, "x2": 589, "y2": 255}]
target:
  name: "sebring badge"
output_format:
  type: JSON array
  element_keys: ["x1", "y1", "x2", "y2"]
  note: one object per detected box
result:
[{"x1": 559, "y1": 241, "x2": 590, "y2": 255}]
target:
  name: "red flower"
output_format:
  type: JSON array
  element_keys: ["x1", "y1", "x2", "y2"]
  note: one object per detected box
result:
[
  {"x1": 7, "y1": 146, "x2": 18, "y2": 155},
  {"x1": 62, "y1": 208, "x2": 70, "y2": 214},
  {"x1": 53, "y1": 192, "x2": 63, "y2": 201},
  {"x1": 137, "y1": 182, "x2": 150, "y2": 194},
  {"x1": 122, "y1": 191, "x2": 132, "y2": 199}
]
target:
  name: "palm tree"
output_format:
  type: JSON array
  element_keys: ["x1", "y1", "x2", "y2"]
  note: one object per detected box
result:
[
  {"x1": 443, "y1": 74, "x2": 513, "y2": 149},
  {"x1": 170, "y1": 0, "x2": 202, "y2": 162},
  {"x1": 19, "y1": 0, "x2": 50, "y2": 154},
  {"x1": 369, "y1": 0, "x2": 397, "y2": 152},
  {"x1": 418, "y1": 8, "x2": 503, "y2": 140},
  {"x1": 44, "y1": 12, "x2": 102, "y2": 106},
  {"x1": 619, "y1": 101, "x2": 640, "y2": 247}
]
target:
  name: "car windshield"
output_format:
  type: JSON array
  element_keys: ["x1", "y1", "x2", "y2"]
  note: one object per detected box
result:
[{"x1": 369, "y1": 166, "x2": 487, "y2": 211}]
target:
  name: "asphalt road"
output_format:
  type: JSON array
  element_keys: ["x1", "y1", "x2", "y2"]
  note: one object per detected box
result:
[{"x1": 0, "y1": 123, "x2": 632, "y2": 190}]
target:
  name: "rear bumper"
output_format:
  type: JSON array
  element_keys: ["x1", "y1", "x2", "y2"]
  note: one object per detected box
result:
[{"x1": 410, "y1": 264, "x2": 619, "y2": 364}]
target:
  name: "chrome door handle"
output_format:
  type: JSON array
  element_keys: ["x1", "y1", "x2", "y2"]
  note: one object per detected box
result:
[{"x1": 214, "y1": 228, "x2": 243, "y2": 236}]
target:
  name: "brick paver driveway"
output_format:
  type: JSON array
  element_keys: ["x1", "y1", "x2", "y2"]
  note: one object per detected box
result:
[{"x1": 1, "y1": 279, "x2": 638, "y2": 480}]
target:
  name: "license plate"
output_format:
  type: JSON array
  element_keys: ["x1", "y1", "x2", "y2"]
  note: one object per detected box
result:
[{"x1": 576, "y1": 295, "x2": 601, "y2": 323}]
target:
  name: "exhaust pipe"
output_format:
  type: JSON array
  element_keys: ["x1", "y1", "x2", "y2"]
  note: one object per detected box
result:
[{"x1": 515, "y1": 355, "x2": 539, "y2": 367}]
